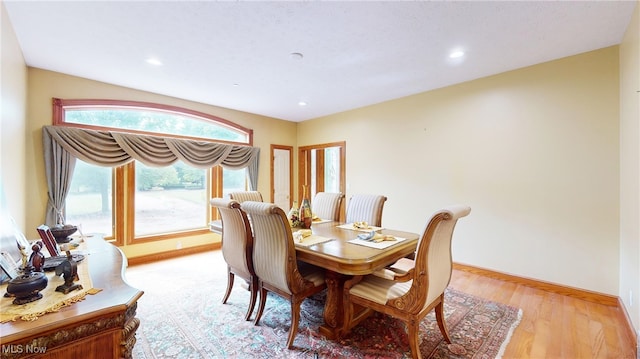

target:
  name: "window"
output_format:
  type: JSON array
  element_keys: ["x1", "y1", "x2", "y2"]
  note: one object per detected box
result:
[
  {"x1": 134, "y1": 162, "x2": 208, "y2": 236},
  {"x1": 54, "y1": 99, "x2": 253, "y2": 245},
  {"x1": 222, "y1": 168, "x2": 248, "y2": 198},
  {"x1": 65, "y1": 160, "x2": 114, "y2": 238}
]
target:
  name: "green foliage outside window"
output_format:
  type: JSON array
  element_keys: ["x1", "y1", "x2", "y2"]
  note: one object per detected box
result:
[{"x1": 66, "y1": 109, "x2": 246, "y2": 142}]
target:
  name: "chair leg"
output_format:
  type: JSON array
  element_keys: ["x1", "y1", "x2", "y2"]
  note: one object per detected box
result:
[
  {"x1": 222, "y1": 270, "x2": 234, "y2": 304},
  {"x1": 254, "y1": 286, "x2": 268, "y2": 325},
  {"x1": 407, "y1": 319, "x2": 422, "y2": 359},
  {"x1": 286, "y1": 300, "x2": 302, "y2": 349},
  {"x1": 435, "y1": 298, "x2": 452, "y2": 343},
  {"x1": 245, "y1": 277, "x2": 258, "y2": 321}
]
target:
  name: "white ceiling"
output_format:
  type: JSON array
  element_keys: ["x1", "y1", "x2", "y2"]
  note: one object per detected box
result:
[{"x1": 4, "y1": 1, "x2": 637, "y2": 122}]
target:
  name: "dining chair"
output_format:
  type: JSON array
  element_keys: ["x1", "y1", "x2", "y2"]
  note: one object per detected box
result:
[
  {"x1": 345, "y1": 194, "x2": 387, "y2": 227},
  {"x1": 341, "y1": 205, "x2": 471, "y2": 359},
  {"x1": 311, "y1": 192, "x2": 345, "y2": 221},
  {"x1": 210, "y1": 198, "x2": 258, "y2": 321},
  {"x1": 229, "y1": 191, "x2": 264, "y2": 203},
  {"x1": 240, "y1": 201, "x2": 327, "y2": 349}
]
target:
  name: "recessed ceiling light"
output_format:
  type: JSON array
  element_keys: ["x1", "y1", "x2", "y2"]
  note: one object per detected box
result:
[
  {"x1": 146, "y1": 57, "x2": 163, "y2": 66},
  {"x1": 449, "y1": 50, "x2": 465, "y2": 59},
  {"x1": 298, "y1": 101, "x2": 307, "y2": 107}
]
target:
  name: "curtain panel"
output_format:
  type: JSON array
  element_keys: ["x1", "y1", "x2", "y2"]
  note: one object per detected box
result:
[{"x1": 42, "y1": 125, "x2": 260, "y2": 225}]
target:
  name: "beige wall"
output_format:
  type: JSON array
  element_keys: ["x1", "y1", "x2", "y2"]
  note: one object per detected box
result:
[
  {"x1": 619, "y1": 0, "x2": 640, "y2": 337},
  {"x1": 299, "y1": 47, "x2": 621, "y2": 296},
  {"x1": 0, "y1": 1, "x2": 27, "y2": 229},
  {"x1": 25, "y1": 69, "x2": 297, "y2": 258}
]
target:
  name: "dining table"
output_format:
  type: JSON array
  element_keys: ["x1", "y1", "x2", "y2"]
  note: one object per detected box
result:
[{"x1": 294, "y1": 220, "x2": 419, "y2": 339}]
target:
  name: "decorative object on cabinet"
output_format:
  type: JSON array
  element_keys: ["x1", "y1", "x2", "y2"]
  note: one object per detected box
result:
[
  {"x1": 54, "y1": 244, "x2": 83, "y2": 294},
  {"x1": 0, "y1": 251, "x2": 19, "y2": 281},
  {"x1": 36, "y1": 224, "x2": 60, "y2": 256},
  {"x1": 28, "y1": 242, "x2": 46, "y2": 272},
  {"x1": 4, "y1": 240, "x2": 49, "y2": 305},
  {"x1": 5, "y1": 270, "x2": 48, "y2": 305},
  {"x1": 49, "y1": 224, "x2": 78, "y2": 243}
]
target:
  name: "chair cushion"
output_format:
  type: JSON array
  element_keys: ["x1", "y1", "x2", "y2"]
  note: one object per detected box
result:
[
  {"x1": 297, "y1": 261, "x2": 325, "y2": 287},
  {"x1": 349, "y1": 275, "x2": 412, "y2": 305}
]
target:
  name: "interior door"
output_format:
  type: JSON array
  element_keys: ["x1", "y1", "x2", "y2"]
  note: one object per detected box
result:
[{"x1": 271, "y1": 145, "x2": 292, "y2": 210}]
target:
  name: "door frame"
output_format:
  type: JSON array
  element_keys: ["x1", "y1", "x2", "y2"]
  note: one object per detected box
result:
[{"x1": 298, "y1": 141, "x2": 346, "y2": 218}]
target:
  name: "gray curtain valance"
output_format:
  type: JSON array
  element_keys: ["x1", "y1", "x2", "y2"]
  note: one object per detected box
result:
[{"x1": 42, "y1": 125, "x2": 260, "y2": 225}]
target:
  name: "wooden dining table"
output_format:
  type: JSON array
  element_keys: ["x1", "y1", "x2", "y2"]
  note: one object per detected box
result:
[{"x1": 294, "y1": 220, "x2": 419, "y2": 339}]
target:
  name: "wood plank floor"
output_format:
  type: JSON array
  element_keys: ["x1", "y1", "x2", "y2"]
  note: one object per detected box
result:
[
  {"x1": 127, "y1": 250, "x2": 637, "y2": 358},
  {"x1": 449, "y1": 268, "x2": 637, "y2": 358}
]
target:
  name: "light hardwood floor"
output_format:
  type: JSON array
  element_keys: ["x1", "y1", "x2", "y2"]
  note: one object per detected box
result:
[
  {"x1": 449, "y1": 268, "x2": 637, "y2": 359},
  {"x1": 128, "y1": 250, "x2": 638, "y2": 359}
]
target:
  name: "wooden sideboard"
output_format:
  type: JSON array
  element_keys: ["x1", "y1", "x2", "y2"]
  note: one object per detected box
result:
[{"x1": 0, "y1": 236, "x2": 143, "y2": 359}]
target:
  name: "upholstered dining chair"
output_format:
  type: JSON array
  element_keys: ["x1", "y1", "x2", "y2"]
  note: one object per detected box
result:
[
  {"x1": 345, "y1": 194, "x2": 387, "y2": 227},
  {"x1": 311, "y1": 192, "x2": 345, "y2": 221},
  {"x1": 341, "y1": 205, "x2": 471, "y2": 359},
  {"x1": 210, "y1": 198, "x2": 258, "y2": 321},
  {"x1": 229, "y1": 191, "x2": 264, "y2": 203},
  {"x1": 240, "y1": 201, "x2": 327, "y2": 349}
]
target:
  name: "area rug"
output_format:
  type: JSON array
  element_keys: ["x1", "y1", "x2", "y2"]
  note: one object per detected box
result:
[{"x1": 127, "y1": 259, "x2": 521, "y2": 359}]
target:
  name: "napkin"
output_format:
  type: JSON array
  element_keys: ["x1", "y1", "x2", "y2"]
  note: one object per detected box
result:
[
  {"x1": 293, "y1": 229, "x2": 312, "y2": 243},
  {"x1": 357, "y1": 231, "x2": 397, "y2": 243},
  {"x1": 353, "y1": 221, "x2": 370, "y2": 229}
]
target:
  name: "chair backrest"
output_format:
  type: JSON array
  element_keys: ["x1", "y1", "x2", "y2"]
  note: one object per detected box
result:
[
  {"x1": 345, "y1": 194, "x2": 387, "y2": 227},
  {"x1": 392, "y1": 205, "x2": 471, "y2": 312},
  {"x1": 311, "y1": 192, "x2": 345, "y2": 221},
  {"x1": 210, "y1": 198, "x2": 254, "y2": 276},
  {"x1": 240, "y1": 201, "x2": 306, "y2": 295},
  {"x1": 229, "y1": 191, "x2": 264, "y2": 203}
]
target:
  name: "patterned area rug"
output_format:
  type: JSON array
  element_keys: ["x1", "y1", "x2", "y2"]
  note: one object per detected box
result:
[{"x1": 127, "y1": 258, "x2": 521, "y2": 359}]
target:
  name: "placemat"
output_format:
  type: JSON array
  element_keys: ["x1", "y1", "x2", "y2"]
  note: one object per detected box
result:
[
  {"x1": 348, "y1": 236, "x2": 407, "y2": 249},
  {"x1": 311, "y1": 218, "x2": 333, "y2": 224},
  {"x1": 337, "y1": 223, "x2": 384, "y2": 232},
  {"x1": 0, "y1": 252, "x2": 101, "y2": 322},
  {"x1": 295, "y1": 235, "x2": 334, "y2": 247}
]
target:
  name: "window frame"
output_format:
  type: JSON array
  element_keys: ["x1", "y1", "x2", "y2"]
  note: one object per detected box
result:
[{"x1": 53, "y1": 98, "x2": 253, "y2": 246}]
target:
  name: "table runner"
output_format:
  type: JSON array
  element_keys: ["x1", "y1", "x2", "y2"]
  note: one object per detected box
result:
[{"x1": 0, "y1": 250, "x2": 101, "y2": 322}]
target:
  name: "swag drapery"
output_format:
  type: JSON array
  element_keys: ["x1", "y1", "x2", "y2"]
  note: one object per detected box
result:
[{"x1": 42, "y1": 125, "x2": 260, "y2": 226}]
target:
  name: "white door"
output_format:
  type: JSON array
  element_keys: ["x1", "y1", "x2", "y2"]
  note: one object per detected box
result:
[{"x1": 272, "y1": 146, "x2": 292, "y2": 211}]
